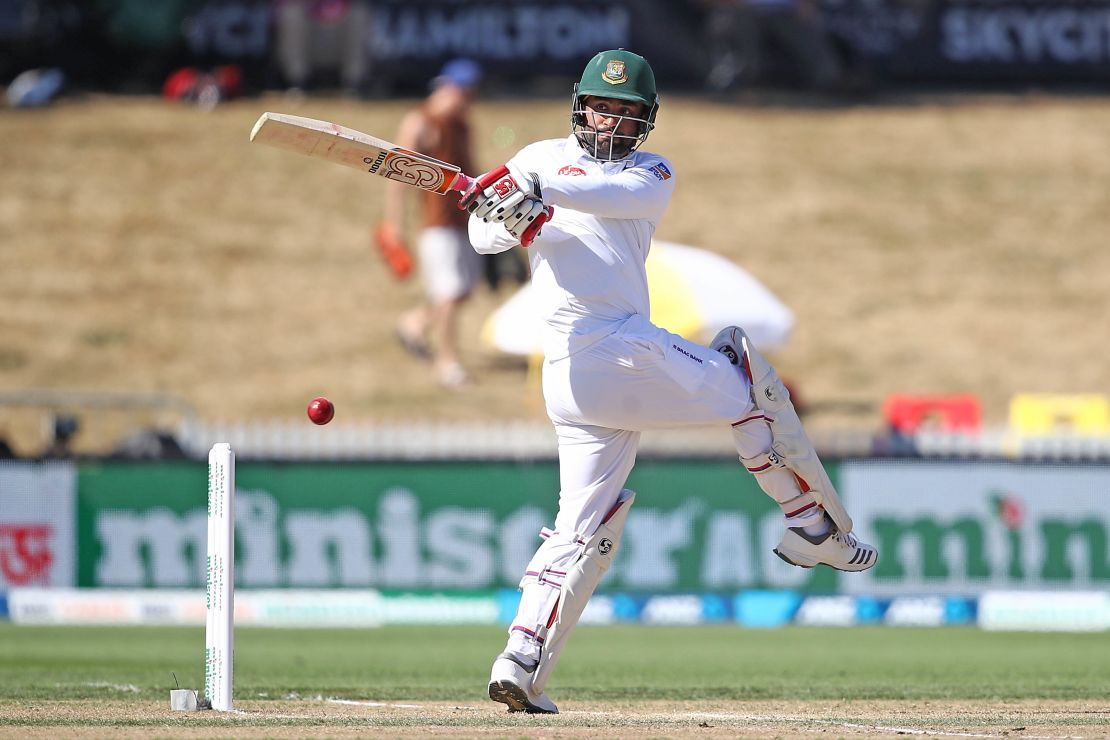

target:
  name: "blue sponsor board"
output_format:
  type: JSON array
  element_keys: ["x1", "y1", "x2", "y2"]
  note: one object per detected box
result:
[
  {"x1": 856, "y1": 596, "x2": 885, "y2": 624},
  {"x1": 496, "y1": 589, "x2": 983, "y2": 628},
  {"x1": 735, "y1": 591, "x2": 804, "y2": 628},
  {"x1": 0, "y1": 586, "x2": 992, "y2": 627},
  {"x1": 946, "y1": 596, "x2": 978, "y2": 625}
]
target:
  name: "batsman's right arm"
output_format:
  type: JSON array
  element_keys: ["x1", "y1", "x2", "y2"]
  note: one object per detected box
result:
[{"x1": 468, "y1": 212, "x2": 520, "y2": 255}]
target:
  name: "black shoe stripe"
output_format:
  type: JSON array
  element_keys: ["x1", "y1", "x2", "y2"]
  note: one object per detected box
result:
[{"x1": 849, "y1": 548, "x2": 862, "y2": 565}]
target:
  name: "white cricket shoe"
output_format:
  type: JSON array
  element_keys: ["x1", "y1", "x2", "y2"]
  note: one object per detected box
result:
[
  {"x1": 488, "y1": 654, "x2": 559, "y2": 714},
  {"x1": 773, "y1": 518, "x2": 878, "y2": 571}
]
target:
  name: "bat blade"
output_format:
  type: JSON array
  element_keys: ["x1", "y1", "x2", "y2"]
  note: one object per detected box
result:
[{"x1": 249, "y1": 112, "x2": 471, "y2": 195}]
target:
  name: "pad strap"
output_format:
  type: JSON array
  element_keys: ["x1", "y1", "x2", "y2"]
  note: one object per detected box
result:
[{"x1": 530, "y1": 489, "x2": 636, "y2": 695}]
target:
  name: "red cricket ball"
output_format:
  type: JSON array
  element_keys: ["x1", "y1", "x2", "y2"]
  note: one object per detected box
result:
[{"x1": 307, "y1": 396, "x2": 334, "y2": 425}]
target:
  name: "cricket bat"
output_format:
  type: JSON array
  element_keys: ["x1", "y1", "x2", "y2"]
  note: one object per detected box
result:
[{"x1": 249, "y1": 112, "x2": 474, "y2": 195}]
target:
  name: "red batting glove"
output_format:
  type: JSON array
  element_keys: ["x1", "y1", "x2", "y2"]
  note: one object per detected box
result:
[
  {"x1": 519, "y1": 206, "x2": 554, "y2": 248},
  {"x1": 457, "y1": 165, "x2": 511, "y2": 213}
]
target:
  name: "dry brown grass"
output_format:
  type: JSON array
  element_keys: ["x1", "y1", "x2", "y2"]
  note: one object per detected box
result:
[{"x1": 2, "y1": 92, "x2": 1108, "y2": 454}]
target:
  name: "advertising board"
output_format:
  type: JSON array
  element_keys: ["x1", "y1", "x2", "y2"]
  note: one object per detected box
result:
[
  {"x1": 842, "y1": 461, "x2": 1110, "y2": 595},
  {"x1": 76, "y1": 460, "x2": 835, "y2": 592}
]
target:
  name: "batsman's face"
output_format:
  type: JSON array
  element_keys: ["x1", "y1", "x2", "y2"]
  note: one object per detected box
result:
[
  {"x1": 582, "y1": 96, "x2": 646, "y2": 140},
  {"x1": 572, "y1": 94, "x2": 653, "y2": 161}
]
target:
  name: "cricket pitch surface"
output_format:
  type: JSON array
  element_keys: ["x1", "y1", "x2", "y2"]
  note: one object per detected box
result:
[{"x1": 1, "y1": 698, "x2": 1105, "y2": 738}]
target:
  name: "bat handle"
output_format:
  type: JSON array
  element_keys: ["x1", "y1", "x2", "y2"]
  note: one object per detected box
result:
[{"x1": 451, "y1": 173, "x2": 475, "y2": 194}]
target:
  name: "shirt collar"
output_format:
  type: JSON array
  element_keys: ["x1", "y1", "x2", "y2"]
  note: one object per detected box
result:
[{"x1": 564, "y1": 134, "x2": 588, "y2": 159}]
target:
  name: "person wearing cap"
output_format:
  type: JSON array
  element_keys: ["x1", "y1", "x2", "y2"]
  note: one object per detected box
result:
[
  {"x1": 376, "y1": 58, "x2": 483, "y2": 388},
  {"x1": 462, "y1": 49, "x2": 878, "y2": 714}
]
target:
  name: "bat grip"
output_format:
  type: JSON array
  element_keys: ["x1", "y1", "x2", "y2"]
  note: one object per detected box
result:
[{"x1": 452, "y1": 173, "x2": 475, "y2": 193}]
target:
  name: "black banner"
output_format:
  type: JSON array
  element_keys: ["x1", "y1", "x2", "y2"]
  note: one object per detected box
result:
[
  {"x1": 823, "y1": 0, "x2": 1110, "y2": 83},
  {"x1": 366, "y1": 0, "x2": 1110, "y2": 88},
  {"x1": 4, "y1": 0, "x2": 1110, "y2": 92},
  {"x1": 366, "y1": 0, "x2": 705, "y2": 90}
]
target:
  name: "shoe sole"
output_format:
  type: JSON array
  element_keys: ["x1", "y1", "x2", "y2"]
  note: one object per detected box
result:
[
  {"x1": 773, "y1": 547, "x2": 815, "y2": 569},
  {"x1": 773, "y1": 547, "x2": 878, "y2": 572},
  {"x1": 488, "y1": 680, "x2": 556, "y2": 714}
]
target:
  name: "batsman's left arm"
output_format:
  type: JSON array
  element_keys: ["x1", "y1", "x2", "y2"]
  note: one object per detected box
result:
[{"x1": 540, "y1": 158, "x2": 675, "y2": 221}]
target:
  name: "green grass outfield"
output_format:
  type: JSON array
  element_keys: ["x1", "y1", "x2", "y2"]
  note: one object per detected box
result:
[{"x1": 1, "y1": 624, "x2": 1107, "y2": 703}]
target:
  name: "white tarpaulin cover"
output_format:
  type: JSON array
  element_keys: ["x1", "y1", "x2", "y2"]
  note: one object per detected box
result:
[{"x1": 482, "y1": 240, "x2": 794, "y2": 355}]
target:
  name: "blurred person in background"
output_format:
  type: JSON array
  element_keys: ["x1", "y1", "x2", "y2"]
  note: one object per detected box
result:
[
  {"x1": 274, "y1": 0, "x2": 370, "y2": 95},
  {"x1": 461, "y1": 48, "x2": 877, "y2": 714},
  {"x1": 376, "y1": 58, "x2": 483, "y2": 389},
  {"x1": 701, "y1": 0, "x2": 844, "y2": 92}
]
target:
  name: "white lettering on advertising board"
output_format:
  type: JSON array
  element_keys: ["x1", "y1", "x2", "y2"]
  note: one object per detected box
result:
[
  {"x1": 842, "y1": 462, "x2": 1110, "y2": 596},
  {"x1": 90, "y1": 487, "x2": 793, "y2": 590},
  {"x1": 943, "y1": 7, "x2": 1110, "y2": 65},
  {"x1": 371, "y1": 5, "x2": 630, "y2": 60}
]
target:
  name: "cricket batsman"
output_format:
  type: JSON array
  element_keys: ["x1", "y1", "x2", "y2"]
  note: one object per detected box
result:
[{"x1": 459, "y1": 49, "x2": 879, "y2": 714}]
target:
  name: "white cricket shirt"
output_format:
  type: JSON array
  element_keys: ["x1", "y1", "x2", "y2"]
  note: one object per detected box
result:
[{"x1": 469, "y1": 135, "x2": 676, "y2": 360}]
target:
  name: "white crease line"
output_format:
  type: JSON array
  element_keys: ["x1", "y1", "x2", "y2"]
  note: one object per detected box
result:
[
  {"x1": 672, "y1": 712, "x2": 1085, "y2": 739},
  {"x1": 832, "y1": 722, "x2": 1084, "y2": 740},
  {"x1": 326, "y1": 698, "x2": 424, "y2": 710},
  {"x1": 306, "y1": 699, "x2": 1087, "y2": 739},
  {"x1": 559, "y1": 710, "x2": 1088, "y2": 739},
  {"x1": 239, "y1": 711, "x2": 320, "y2": 719},
  {"x1": 836, "y1": 722, "x2": 1006, "y2": 738}
]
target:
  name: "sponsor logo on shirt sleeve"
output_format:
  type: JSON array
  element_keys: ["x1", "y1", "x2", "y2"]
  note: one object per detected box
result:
[
  {"x1": 649, "y1": 162, "x2": 672, "y2": 181},
  {"x1": 558, "y1": 165, "x2": 586, "y2": 176}
]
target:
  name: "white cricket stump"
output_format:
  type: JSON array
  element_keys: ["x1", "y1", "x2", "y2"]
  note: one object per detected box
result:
[{"x1": 205, "y1": 442, "x2": 235, "y2": 711}]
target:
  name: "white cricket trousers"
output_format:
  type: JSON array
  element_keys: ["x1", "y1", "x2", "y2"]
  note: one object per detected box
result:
[
  {"x1": 543, "y1": 313, "x2": 757, "y2": 537},
  {"x1": 505, "y1": 314, "x2": 768, "y2": 663}
]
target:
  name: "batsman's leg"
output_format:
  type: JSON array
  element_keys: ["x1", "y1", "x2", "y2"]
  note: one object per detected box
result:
[
  {"x1": 488, "y1": 489, "x2": 635, "y2": 712},
  {"x1": 489, "y1": 531, "x2": 570, "y2": 714},
  {"x1": 490, "y1": 424, "x2": 639, "y2": 713},
  {"x1": 530, "y1": 488, "x2": 634, "y2": 695},
  {"x1": 711, "y1": 326, "x2": 878, "y2": 571}
]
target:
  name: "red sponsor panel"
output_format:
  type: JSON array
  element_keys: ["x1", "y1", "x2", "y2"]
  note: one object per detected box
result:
[{"x1": 0, "y1": 524, "x2": 54, "y2": 585}]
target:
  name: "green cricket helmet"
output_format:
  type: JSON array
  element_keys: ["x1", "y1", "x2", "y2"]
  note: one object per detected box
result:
[{"x1": 571, "y1": 49, "x2": 659, "y2": 161}]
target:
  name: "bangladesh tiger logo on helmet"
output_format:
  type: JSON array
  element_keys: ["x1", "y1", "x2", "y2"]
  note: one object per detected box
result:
[{"x1": 602, "y1": 60, "x2": 628, "y2": 85}]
